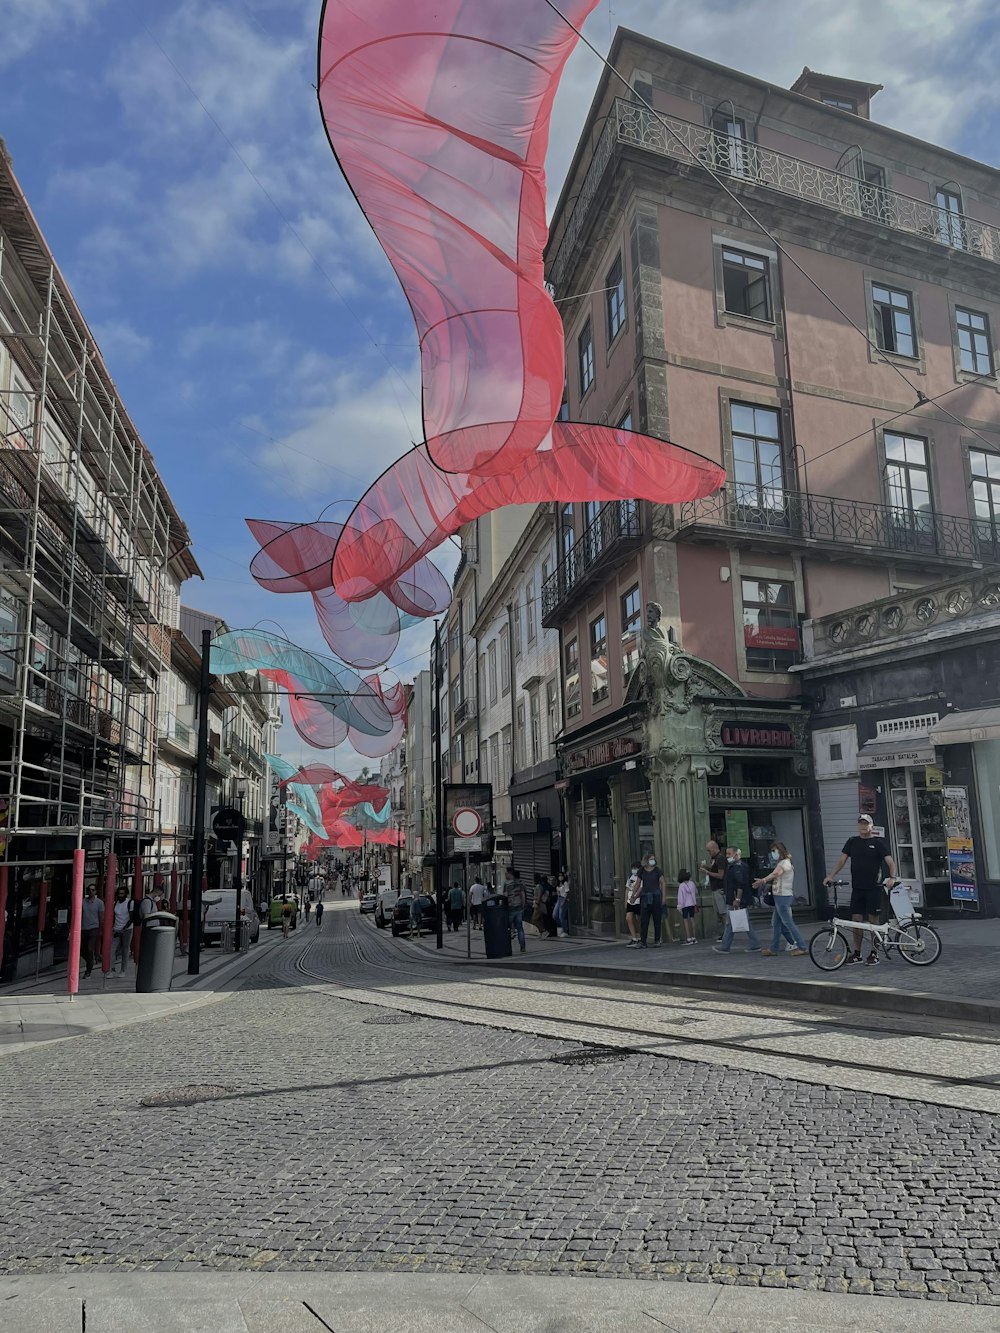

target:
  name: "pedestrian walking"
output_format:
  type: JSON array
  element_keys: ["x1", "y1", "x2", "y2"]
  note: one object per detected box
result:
[
  {"x1": 281, "y1": 901, "x2": 292, "y2": 939},
  {"x1": 529, "y1": 874, "x2": 547, "y2": 937},
  {"x1": 112, "y1": 885, "x2": 132, "y2": 972},
  {"x1": 638, "y1": 854, "x2": 670, "y2": 947},
  {"x1": 677, "y1": 869, "x2": 698, "y2": 945},
  {"x1": 624, "y1": 861, "x2": 642, "y2": 947},
  {"x1": 824, "y1": 814, "x2": 898, "y2": 966},
  {"x1": 503, "y1": 865, "x2": 526, "y2": 952},
  {"x1": 554, "y1": 869, "x2": 570, "y2": 937},
  {"x1": 469, "y1": 874, "x2": 486, "y2": 929},
  {"x1": 447, "y1": 882, "x2": 465, "y2": 932},
  {"x1": 754, "y1": 841, "x2": 807, "y2": 956},
  {"x1": 699, "y1": 839, "x2": 727, "y2": 940},
  {"x1": 80, "y1": 884, "x2": 104, "y2": 978},
  {"x1": 537, "y1": 876, "x2": 558, "y2": 938},
  {"x1": 713, "y1": 847, "x2": 761, "y2": 953},
  {"x1": 315, "y1": 901, "x2": 324, "y2": 930}
]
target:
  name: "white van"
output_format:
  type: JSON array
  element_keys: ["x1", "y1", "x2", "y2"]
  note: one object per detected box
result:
[{"x1": 202, "y1": 888, "x2": 260, "y2": 947}]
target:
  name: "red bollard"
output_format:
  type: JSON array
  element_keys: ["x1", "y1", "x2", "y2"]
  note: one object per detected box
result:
[
  {"x1": 179, "y1": 875, "x2": 189, "y2": 950},
  {"x1": 67, "y1": 850, "x2": 85, "y2": 996},
  {"x1": 37, "y1": 881, "x2": 48, "y2": 934},
  {"x1": 131, "y1": 855, "x2": 143, "y2": 962},
  {"x1": 100, "y1": 855, "x2": 117, "y2": 974},
  {"x1": 169, "y1": 868, "x2": 178, "y2": 915}
]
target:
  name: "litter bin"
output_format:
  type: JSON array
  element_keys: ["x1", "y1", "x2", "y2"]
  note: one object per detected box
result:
[
  {"x1": 482, "y1": 895, "x2": 512, "y2": 959},
  {"x1": 136, "y1": 911, "x2": 178, "y2": 993}
]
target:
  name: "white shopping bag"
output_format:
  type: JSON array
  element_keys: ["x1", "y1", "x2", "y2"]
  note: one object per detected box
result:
[{"x1": 728, "y1": 907, "x2": 750, "y2": 933}]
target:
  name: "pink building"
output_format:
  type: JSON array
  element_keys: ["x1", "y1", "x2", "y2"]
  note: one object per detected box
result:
[{"x1": 544, "y1": 34, "x2": 1000, "y2": 932}]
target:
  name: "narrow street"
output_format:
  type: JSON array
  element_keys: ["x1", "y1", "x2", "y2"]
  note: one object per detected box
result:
[{"x1": 3, "y1": 900, "x2": 999, "y2": 1320}]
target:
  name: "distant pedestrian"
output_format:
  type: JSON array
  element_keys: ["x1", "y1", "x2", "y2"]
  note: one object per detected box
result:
[
  {"x1": 624, "y1": 861, "x2": 642, "y2": 947},
  {"x1": 638, "y1": 854, "x2": 670, "y2": 947},
  {"x1": 540, "y1": 877, "x2": 558, "y2": 938},
  {"x1": 80, "y1": 884, "x2": 104, "y2": 978},
  {"x1": 713, "y1": 847, "x2": 761, "y2": 954},
  {"x1": 469, "y1": 875, "x2": 486, "y2": 929},
  {"x1": 530, "y1": 874, "x2": 547, "y2": 937},
  {"x1": 755, "y1": 842, "x2": 807, "y2": 957},
  {"x1": 305, "y1": 898, "x2": 312, "y2": 920},
  {"x1": 447, "y1": 883, "x2": 464, "y2": 932},
  {"x1": 699, "y1": 839, "x2": 727, "y2": 941},
  {"x1": 554, "y1": 869, "x2": 570, "y2": 937},
  {"x1": 503, "y1": 866, "x2": 526, "y2": 953},
  {"x1": 677, "y1": 869, "x2": 698, "y2": 945},
  {"x1": 112, "y1": 886, "x2": 132, "y2": 972},
  {"x1": 315, "y1": 901, "x2": 324, "y2": 930},
  {"x1": 281, "y1": 901, "x2": 292, "y2": 939}
]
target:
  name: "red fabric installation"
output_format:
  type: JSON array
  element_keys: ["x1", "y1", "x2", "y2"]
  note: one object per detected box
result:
[{"x1": 317, "y1": 1, "x2": 726, "y2": 605}]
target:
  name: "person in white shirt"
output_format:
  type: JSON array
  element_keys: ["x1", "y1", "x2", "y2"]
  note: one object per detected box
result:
[
  {"x1": 468, "y1": 876, "x2": 487, "y2": 929},
  {"x1": 308, "y1": 872, "x2": 324, "y2": 901},
  {"x1": 112, "y1": 886, "x2": 132, "y2": 973},
  {"x1": 79, "y1": 885, "x2": 104, "y2": 978},
  {"x1": 753, "y1": 841, "x2": 807, "y2": 956},
  {"x1": 554, "y1": 870, "x2": 570, "y2": 937}
]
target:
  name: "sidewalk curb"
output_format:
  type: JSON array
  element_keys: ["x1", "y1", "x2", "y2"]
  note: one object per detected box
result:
[{"x1": 493, "y1": 957, "x2": 1000, "y2": 1025}]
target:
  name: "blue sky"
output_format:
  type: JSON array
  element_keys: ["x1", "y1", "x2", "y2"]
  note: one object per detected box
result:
[{"x1": 1, "y1": 0, "x2": 996, "y2": 772}]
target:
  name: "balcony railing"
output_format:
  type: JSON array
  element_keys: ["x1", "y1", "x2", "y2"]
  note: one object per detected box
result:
[
  {"x1": 675, "y1": 483, "x2": 980, "y2": 565},
  {"x1": 542, "y1": 500, "x2": 641, "y2": 623},
  {"x1": 159, "y1": 714, "x2": 193, "y2": 751},
  {"x1": 548, "y1": 98, "x2": 1000, "y2": 292}
]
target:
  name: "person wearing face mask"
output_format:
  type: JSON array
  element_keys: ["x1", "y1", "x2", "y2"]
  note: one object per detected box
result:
[
  {"x1": 112, "y1": 886, "x2": 133, "y2": 973},
  {"x1": 638, "y1": 853, "x2": 671, "y2": 947},
  {"x1": 713, "y1": 847, "x2": 761, "y2": 953},
  {"x1": 754, "y1": 841, "x2": 808, "y2": 956}
]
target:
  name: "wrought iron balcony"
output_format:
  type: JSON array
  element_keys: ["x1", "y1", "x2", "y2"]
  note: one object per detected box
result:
[
  {"x1": 674, "y1": 483, "x2": 980, "y2": 567},
  {"x1": 542, "y1": 500, "x2": 641, "y2": 625},
  {"x1": 548, "y1": 97, "x2": 1000, "y2": 293}
]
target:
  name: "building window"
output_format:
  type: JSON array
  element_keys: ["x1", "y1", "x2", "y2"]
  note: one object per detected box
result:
[
  {"x1": 528, "y1": 688, "x2": 541, "y2": 765},
  {"x1": 565, "y1": 638, "x2": 581, "y2": 719},
  {"x1": 721, "y1": 247, "x2": 771, "y2": 321},
  {"x1": 969, "y1": 449, "x2": 1000, "y2": 552},
  {"x1": 545, "y1": 677, "x2": 558, "y2": 743},
  {"x1": 513, "y1": 599, "x2": 522, "y2": 657},
  {"x1": 590, "y1": 614, "x2": 609, "y2": 703},
  {"x1": 621, "y1": 583, "x2": 641, "y2": 684},
  {"x1": 489, "y1": 732, "x2": 500, "y2": 792},
  {"x1": 617, "y1": 408, "x2": 633, "y2": 431},
  {"x1": 487, "y1": 640, "x2": 497, "y2": 704},
  {"x1": 561, "y1": 504, "x2": 575, "y2": 560},
  {"x1": 605, "y1": 253, "x2": 625, "y2": 342},
  {"x1": 0, "y1": 590, "x2": 21, "y2": 682},
  {"x1": 884, "y1": 432, "x2": 932, "y2": 538},
  {"x1": 730, "y1": 402, "x2": 785, "y2": 513},
  {"x1": 872, "y1": 284, "x2": 916, "y2": 358},
  {"x1": 578, "y1": 319, "x2": 594, "y2": 396},
  {"x1": 936, "y1": 186, "x2": 964, "y2": 249},
  {"x1": 956, "y1": 308, "x2": 993, "y2": 375},
  {"x1": 499, "y1": 625, "x2": 510, "y2": 696},
  {"x1": 821, "y1": 94, "x2": 856, "y2": 112},
  {"x1": 524, "y1": 576, "x2": 536, "y2": 643},
  {"x1": 710, "y1": 111, "x2": 752, "y2": 177},
  {"x1": 742, "y1": 579, "x2": 798, "y2": 672},
  {"x1": 859, "y1": 162, "x2": 888, "y2": 222},
  {"x1": 515, "y1": 700, "x2": 526, "y2": 769},
  {"x1": 501, "y1": 725, "x2": 512, "y2": 785}
]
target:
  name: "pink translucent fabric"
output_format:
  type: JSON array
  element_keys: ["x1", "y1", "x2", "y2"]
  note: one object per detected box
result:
[{"x1": 318, "y1": 1, "x2": 726, "y2": 605}]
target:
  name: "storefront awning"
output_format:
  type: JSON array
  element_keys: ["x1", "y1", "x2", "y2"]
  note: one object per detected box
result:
[
  {"x1": 857, "y1": 738, "x2": 936, "y2": 770},
  {"x1": 928, "y1": 706, "x2": 1000, "y2": 746}
]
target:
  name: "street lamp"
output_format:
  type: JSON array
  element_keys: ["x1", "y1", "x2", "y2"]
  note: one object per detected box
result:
[{"x1": 234, "y1": 775, "x2": 249, "y2": 947}]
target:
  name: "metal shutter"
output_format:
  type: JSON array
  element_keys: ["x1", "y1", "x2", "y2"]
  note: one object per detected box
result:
[{"x1": 818, "y1": 777, "x2": 859, "y2": 867}]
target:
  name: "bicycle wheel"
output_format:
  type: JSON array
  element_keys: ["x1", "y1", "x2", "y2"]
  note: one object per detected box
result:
[
  {"x1": 809, "y1": 926, "x2": 851, "y2": 971},
  {"x1": 895, "y1": 922, "x2": 942, "y2": 966}
]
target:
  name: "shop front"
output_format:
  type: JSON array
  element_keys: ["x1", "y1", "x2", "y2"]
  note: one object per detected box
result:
[{"x1": 505, "y1": 760, "x2": 562, "y2": 883}]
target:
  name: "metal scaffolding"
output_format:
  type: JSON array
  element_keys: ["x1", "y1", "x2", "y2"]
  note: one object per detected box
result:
[{"x1": 0, "y1": 150, "x2": 198, "y2": 980}]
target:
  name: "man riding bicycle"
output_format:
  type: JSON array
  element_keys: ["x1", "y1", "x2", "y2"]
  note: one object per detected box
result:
[{"x1": 824, "y1": 814, "x2": 897, "y2": 967}]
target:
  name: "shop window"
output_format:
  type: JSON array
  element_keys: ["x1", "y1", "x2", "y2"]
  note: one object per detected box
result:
[
  {"x1": 974, "y1": 741, "x2": 1000, "y2": 879},
  {"x1": 956, "y1": 309, "x2": 993, "y2": 375},
  {"x1": 872, "y1": 284, "x2": 916, "y2": 358},
  {"x1": 621, "y1": 583, "x2": 641, "y2": 683},
  {"x1": 970, "y1": 448, "x2": 1000, "y2": 556},
  {"x1": 885, "y1": 768, "x2": 948, "y2": 885},
  {"x1": 730, "y1": 402, "x2": 786, "y2": 518},
  {"x1": 590, "y1": 614, "x2": 609, "y2": 703},
  {"x1": 565, "y1": 638, "x2": 581, "y2": 719},
  {"x1": 741, "y1": 579, "x2": 798, "y2": 672},
  {"x1": 721, "y1": 247, "x2": 772, "y2": 322},
  {"x1": 884, "y1": 431, "x2": 933, "y2": 545},
  {"x1": 605, "y1": 253, "x2": 625, "y2": 342}
]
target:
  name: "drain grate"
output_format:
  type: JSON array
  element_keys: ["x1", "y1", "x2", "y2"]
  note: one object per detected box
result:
[
  {"x1": 140, "y1": 1084, "x2": 234, "y2": 1108},
  {"x1": 549, "y1": 1046, "x2": 636, "y2": 1067},
  {"x1": 363, "y1": 1012, "x2": 423, "y2": 1026}
]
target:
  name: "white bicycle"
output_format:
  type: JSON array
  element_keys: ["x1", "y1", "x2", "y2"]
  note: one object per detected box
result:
[{"x1": 809, "y1": 880, "x2": 942, "y2": 971}]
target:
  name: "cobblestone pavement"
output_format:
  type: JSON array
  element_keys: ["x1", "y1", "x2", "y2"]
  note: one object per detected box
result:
[{"x1": 2, "y1": 902, "x2": 1000, "y2": 1309}]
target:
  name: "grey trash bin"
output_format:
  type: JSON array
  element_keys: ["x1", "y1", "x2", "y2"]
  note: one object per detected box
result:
[
  {"x1": 136, "y1": 911, "x2": 178, "y2": 993},
  {"x1": 482, "y1": 896, "x2": 512, "y2": 959}
]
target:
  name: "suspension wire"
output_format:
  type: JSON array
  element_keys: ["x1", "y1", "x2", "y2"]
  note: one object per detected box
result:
[{"x1": 542, "y1": 0, "x2": 1000, "y2": 457}]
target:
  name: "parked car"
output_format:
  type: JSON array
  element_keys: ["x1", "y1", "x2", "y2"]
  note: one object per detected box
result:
[
  {"x1": 359, "y1": 888, "x2": 378, "y2": 915},
  {"x1": 374, "y1": 887, "x2": 399, "y2": 929},
  {"x1": 268, "y1": 894, "x2": 299, "y2": 930},
  {"x1": 202, "y1": 889, "x2": 260, "y2": 947},
  {"x1": 390, "y1": 893, "x2": 436, "y2": 937}
]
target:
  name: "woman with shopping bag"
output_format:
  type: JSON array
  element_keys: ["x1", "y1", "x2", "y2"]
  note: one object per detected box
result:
[{"x1": 712, "y1": 848, "x2": 762, "y2": 953}]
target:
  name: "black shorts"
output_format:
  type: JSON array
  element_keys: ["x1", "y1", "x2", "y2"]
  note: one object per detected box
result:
[
  {"x1": 681, "y1": 905, "x2": 696, "y2": 919},
  {"x1": 626, "y1": 902, "x2": 640, "y2": 916},
  {"x1": 850, "y1": 882, "x2": 883, "y2": 917}
]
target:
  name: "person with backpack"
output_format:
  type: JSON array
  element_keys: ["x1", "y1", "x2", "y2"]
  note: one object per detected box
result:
[
  {"x1": 315, "y1": 900, "x2": 324, "y2": 931},
  {"x1": 503, "y1": 865, "x2": 526, "y2": 952}
]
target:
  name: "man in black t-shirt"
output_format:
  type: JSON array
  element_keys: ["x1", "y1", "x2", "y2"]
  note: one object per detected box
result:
[{"x1": 824, "y1": 814, "x2": 897, "y2": 967}]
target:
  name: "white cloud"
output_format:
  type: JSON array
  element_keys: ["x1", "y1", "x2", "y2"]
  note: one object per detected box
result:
[
  {"x1": 92, "y1": 318, "x2": 152, "y2": 364},
  {"x1": 0, "y1": 0, "x2": 109, "y2": 69}
]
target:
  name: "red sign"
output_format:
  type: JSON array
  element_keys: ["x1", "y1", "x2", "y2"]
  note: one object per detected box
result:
[
  {"x1": 744, "y1": 625, "x2": 800, "y2": 651},
  {"x1": 721, "y1": 723, "x2": 795, "y2": 749},
  {"x1": 567, "y1": 736, "x2": 641, "y2": 772}
]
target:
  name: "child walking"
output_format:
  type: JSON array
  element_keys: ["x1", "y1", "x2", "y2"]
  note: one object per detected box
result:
[{"x1": 677, "y1": 870, "x2": 698, "y2": 945}]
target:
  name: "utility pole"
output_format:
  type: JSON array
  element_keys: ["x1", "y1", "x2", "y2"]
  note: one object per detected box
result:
[
  {"x1": 188, "y1": 628, "x2": 211, "y2": 975},
  {"x1": 433, "y1": 619, "x2": 444, "y2": 950}
]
